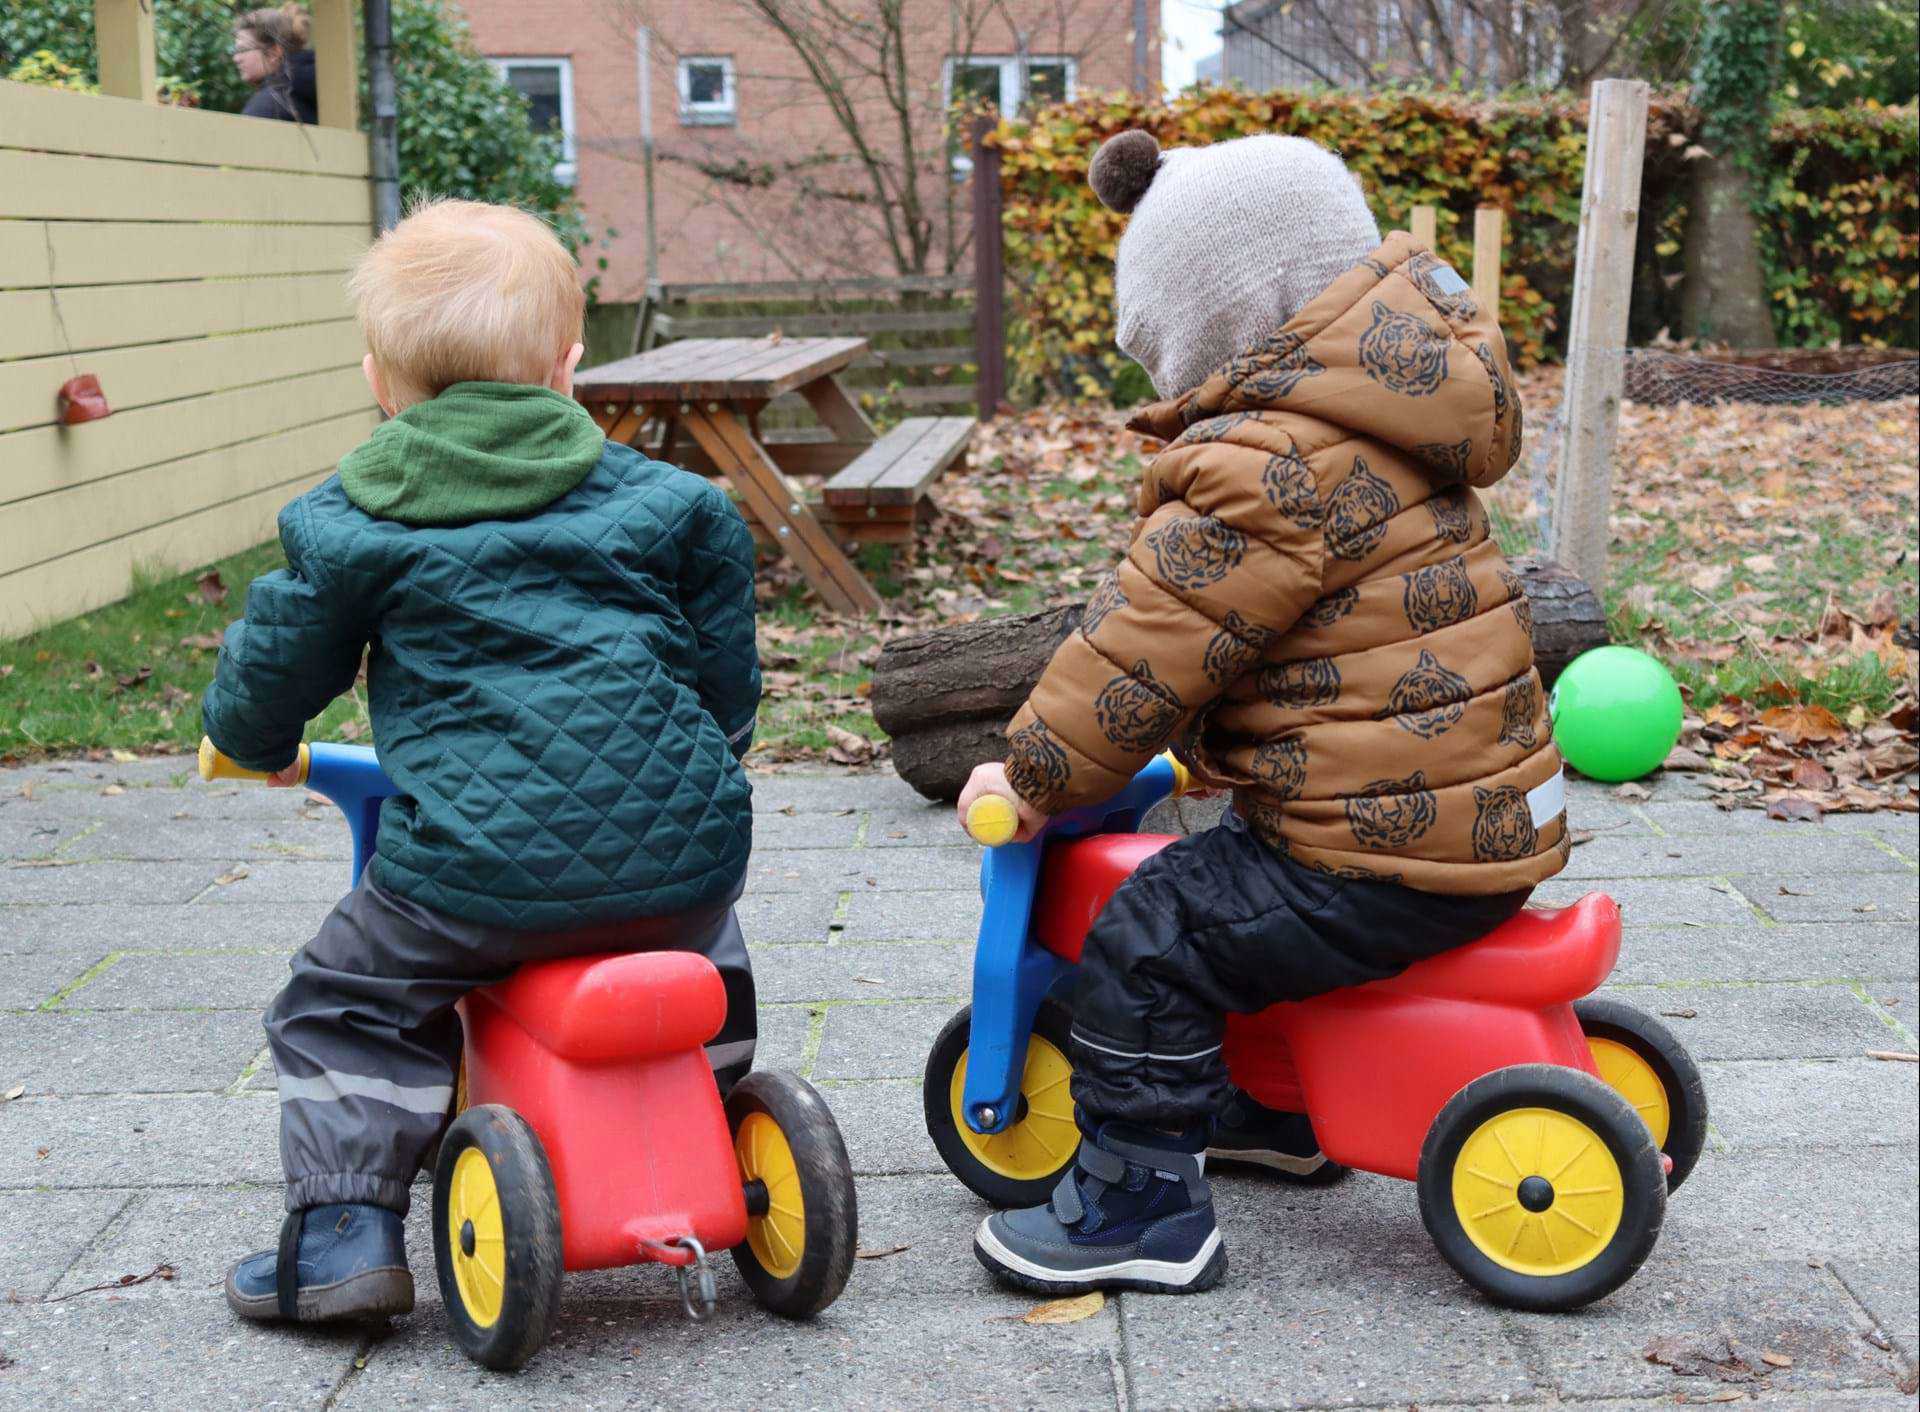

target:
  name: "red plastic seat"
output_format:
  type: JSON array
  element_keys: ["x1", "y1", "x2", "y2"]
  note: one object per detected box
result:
[
  {"x1": 1372, "y1": 894, "x2": 1621, "y2": 1005},
  {"x1": 478, "y1": 951, "x2": 726, "y2": 1063},
  {"x1": 1033, "y1": 834, "x2": 1175, "y2": 964}
]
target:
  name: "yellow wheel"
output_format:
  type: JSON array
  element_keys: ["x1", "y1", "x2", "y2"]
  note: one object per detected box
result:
[
  {"x1": 432, "y1": 1106, "x2": 563, "y2": 1370},
  {"x1": 1575, "y1": 997, "x2": 1708, "y2": 1190},
  {"x1": 726, "y1": 1071, "x2": 856, "y2": 1318},
  {"x1": 923, "y1": 999, "x2": 1080, "y2": 1207},
  {"x1": 1418, "y1": 1065, "x2": 1666, "y2": 1312}
]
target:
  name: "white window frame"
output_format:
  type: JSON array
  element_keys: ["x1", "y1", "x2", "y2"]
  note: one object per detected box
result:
[
  {"x1": 490, "y1": 56, "x2": 576, "y2": 185},
  {"x1": 941, "y1": 54, "x2": 1078, "y2": 115},
  {"x1": 678, "y1": 54, "x2": 736, "y2": 126}
]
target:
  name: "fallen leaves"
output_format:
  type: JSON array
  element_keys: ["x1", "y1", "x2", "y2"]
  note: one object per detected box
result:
[
  {"x1": 179, "y1": 634, "x2": 224, "y2": 652},
  {"x1": 1017, "y1": 1291, "x2": 1105, "y2": 1325},
  {"x1": 1643, "y1": 1332, "x2": 1785, "y2": 1386},
  {"x1": 192, "y1": 570, "x2": 228, "y2": 605},
  {"x1": 1760, "y1": 703, "x2": 1847, "y2": 744},
  {"x1": 213, "y1": 866, "x2": 250, "y2": 886},
  {"x1": 0, "y1": 1083, "x2": 23, "y2": 1104}
]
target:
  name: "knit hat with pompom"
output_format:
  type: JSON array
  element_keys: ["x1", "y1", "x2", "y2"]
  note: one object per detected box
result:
[{"x1": 1089, "y1": 129, "x2": 1383, "y2": 400}]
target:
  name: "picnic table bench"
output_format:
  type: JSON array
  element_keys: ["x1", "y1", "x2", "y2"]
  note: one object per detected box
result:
[{"x1": 574, "y1": 337, "x2": 973, "y2": 616}]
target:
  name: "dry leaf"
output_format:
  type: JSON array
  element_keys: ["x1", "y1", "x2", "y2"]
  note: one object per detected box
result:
[
  {"x1": 1759, "y1": 1352, "x2": 1793, "y2": 1369},
  {"x1": 1, "y1": 1083, "x2": 23, "y2": 1103},
  {"x1": 1663, "y1": 746, "x2": 1711, "y2": 771},
  {"x1": 109, "y1": 749, "x2": 137, "y2": 764},
  {"x1": 100, "y1": 784, "x2": 124, "y2": 797},
  {"x1": 1765, "y1": 794, "x2": 1824, "y2": 824},
  {"x1": 1660, "y1": 1008, "x2": 1698, "y2": 1019},
  {"x1": 194, "y1": 570, "x2": 228, "y2": 605},
  {"x1": 1759, "y1": 703, "x2": 1847, "y2": 745},
  {"x1": 1020, "y1": 1291, "x2": 1106, "y2": 1325},
  {"x1": 180, "y1": 634, "x2": 224, "y2": 651},
  {"x1": 214, "y1": 866, "x2": 250, "y2": 885},
  {"x1": 1612, "y1": 782, "x2": 1652, "y2": 802}
]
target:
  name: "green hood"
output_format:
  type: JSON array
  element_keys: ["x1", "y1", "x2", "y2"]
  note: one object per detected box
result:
[{"x1": 339, "y1": 382, "x2": 605, "y2": 526}]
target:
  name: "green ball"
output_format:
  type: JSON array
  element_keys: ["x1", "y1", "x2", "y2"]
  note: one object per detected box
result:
[{"x1": 1549, "y1": 646, "x2": 1683, "y2": 782}]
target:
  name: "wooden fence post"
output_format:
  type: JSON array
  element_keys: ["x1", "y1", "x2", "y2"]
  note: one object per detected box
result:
[
  {"x1": 1550, "y1": 79, "x2": 1650, "y2": 592},
  {"x1": 1410, "y1": 205, "x2": 1437, "y2": 251},
  {"x1": 971, "y1": 114, "x2": 1006, "y2": 420},
  {"x1": 1472, "y1": 206, "x2": 1503, "y2": 317},
  {"x1": 93, "y1": 0, "x2": 156, "y2": 103},
  {"x1": 309, "y1": 0, "x2": 359, "y2": 130}
]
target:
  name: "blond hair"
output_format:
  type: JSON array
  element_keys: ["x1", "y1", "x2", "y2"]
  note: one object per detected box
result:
[
  {"x1": 347, "y1": 197, "x2": 584, "y2": 408},
  {"x1": 236, "y1": 3, "x2": 310, "y2": 54}
]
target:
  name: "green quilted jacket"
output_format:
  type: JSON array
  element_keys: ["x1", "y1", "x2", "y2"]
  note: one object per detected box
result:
[{"x1": 203, "y1": 383, "x2": 761, "y2": 929}]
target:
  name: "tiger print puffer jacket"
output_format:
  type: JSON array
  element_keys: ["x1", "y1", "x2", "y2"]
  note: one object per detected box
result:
[{"x1": 1004, "y1": 233, "x2": 1568, "y2": 895}]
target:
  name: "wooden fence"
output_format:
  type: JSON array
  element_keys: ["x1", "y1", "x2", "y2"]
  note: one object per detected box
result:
[{"x1": 0, "y1": 1, "x2": 375, "y2": 639}]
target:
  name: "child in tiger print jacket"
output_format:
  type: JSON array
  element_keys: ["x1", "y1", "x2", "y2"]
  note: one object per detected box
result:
[{"x1": 958, "y1": 130, "x2": 1568, "y2": 1297}]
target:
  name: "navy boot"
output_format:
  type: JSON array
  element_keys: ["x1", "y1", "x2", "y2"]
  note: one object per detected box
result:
[
  {"x1": 974, "y1": 1123, "x2": 1225, "y2": 1295},
  {"x1": 226, "y1": 1203, "x2": 414, "y2": 1323},
  {"x1": 1207, "y1": 1086, "x2": 1348, "y2": 1184}
]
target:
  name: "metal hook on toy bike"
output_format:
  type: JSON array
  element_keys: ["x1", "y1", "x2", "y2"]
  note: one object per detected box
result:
[{"x1": 639, "y1": 1235, "x2": 717, "y2": 1320}]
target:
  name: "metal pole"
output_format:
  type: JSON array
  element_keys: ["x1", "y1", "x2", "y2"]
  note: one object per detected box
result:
[
  {"x1": 364, "y1": 0, "x2": 401, "y2": 233},
  {"x1": 639, "y1": 25, "x2": 659, "y2": 291}
]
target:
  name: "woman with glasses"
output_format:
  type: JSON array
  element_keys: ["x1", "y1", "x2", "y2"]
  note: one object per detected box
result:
[{"x1": 234, "y1": 3, "x2": 317, "y2": 124}]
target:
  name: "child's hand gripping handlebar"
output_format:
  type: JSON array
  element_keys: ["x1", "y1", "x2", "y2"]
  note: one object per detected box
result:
[
  {"x1": 962, "y1": 752, "x2": 1196, "y2": 847},
  {"x1": 198, "y1": 737, "x2": 310, "y2": 786}
]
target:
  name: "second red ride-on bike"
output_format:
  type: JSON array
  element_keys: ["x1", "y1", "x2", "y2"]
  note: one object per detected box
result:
[{"x1": 927, "y1": 755, "x2": 1706, "y2": 1312}]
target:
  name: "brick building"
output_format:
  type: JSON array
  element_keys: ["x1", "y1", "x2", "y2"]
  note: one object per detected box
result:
[{"x1": 459, "y1": 0, "x2": 1157, "y2": 299}]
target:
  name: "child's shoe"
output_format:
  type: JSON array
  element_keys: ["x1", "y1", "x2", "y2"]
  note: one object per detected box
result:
[
  {"x1": 1207, "y1": 1086, "x2": 1347, "y2": 1184},
  {"x1": 973, "y1": 1123, "x2": 1225, "y2": 1295},
  {"x1": 225, "y1": 1203, "x2": 414, "y2": 1323}
]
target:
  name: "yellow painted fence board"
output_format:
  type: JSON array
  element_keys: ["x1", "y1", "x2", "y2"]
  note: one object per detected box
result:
[
  {"x1": 0, "y1": 467, "x2": 337, "y2": 640},
  {"x1": 0, "y1": 409, "x2": 377, "y2": 581},
  {"x1": 0, "y1": 149, "x2": 374, "y2": 225},
  {"x1": 0, "y1": 78, "x2": 370, "y2": 177},
  {"x1": 0, "y1": 366, "x2": 371, "y2": 508},
  {"x1": 0, "y1": 220, "x2": 368, "y2": 290},
  {"x1": 0, "y1": 319, "x2": 363, "y2": 434},
  {"x1": 2, "y1": 272, "x2": 352, "y2": 362}
]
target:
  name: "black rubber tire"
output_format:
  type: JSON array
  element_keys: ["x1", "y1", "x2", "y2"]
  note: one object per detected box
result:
[
  {"x1": 432, "y1": 1105, "x2": 564, "y2": 1371},
  {"x1": 727, "y1": 1070, "x2": 858, "y2": 1318},
  {"x1": 1417, "y1": 1064, "x2": 1667, "y2": 1313},
  {"x1": 923, "y1": 997, "x2": 1079, "y2": 1208},
  {"x1": 1575, "y1": 996, "x2": 1709, "y2": 1191}
]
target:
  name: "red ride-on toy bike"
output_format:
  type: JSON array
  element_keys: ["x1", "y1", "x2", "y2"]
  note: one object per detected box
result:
[
  {"x1": 201, "y1": 739, "x2": 857, "y2": 1369},
  {"x1": 926, "y1": 755, "x2": 1706, "y2": 1312}
]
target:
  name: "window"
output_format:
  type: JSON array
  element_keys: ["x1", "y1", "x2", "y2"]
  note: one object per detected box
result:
[
  {"x1": 491, "y1": 58, "x2": 575, "y2": 184},
  {"x1": 678, "y1": 55, "x2": 735, "y2": 126},
  {"x1": 941, "y1": 54, "x2": 1077, "y2": 115}
]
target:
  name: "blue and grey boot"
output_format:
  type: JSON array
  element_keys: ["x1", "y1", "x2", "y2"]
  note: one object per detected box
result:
[
  {"x1": 1207, "y1": 1086, "x2": 1348, "y2": 1185},
  {"x1": 226, "y1": 1203, "x2": 414, "y2": 1323},
  {"x1": 974, "y1": 1123, "x2": 1226, "y2": 1295}
]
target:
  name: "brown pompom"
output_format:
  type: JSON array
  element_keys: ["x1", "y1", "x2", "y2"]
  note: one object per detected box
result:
[{"x1": 1088, "y1": 130, "x2": 1161, "y2": 214}]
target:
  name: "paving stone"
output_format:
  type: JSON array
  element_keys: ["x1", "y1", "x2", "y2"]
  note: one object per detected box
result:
[
  {"x1": 733, "y1": 888, "x2": 839, "y2": 945},
  {"x1": 814, "y1": 1001, "x2": 951, "y2": 1081},
  {"x1": 745, "y1": 847, "x2": 979, "y2": 895},
  {"x1": 0, "y1": 1010, "x2": 264, "y2": 1095},
  {"x1": 1645, "y1": 801, "x2": 1919, "y2": 844},
  {"x1": 158, "y1": 784, "x2": 320, "y2": 822},
  {"x1": 1654, "y1": 1148, "x2": 1919, "y2": 1264},
  {"x1": 839, "y1": 889, "x2": 979, "y2": 943},
  {"x1": 0, "y1": 947, "x2": 105, "y2": 1010},
  {"x1": 753, "y1": 1001, "x2": 814, "y2": 1075},
  {"x1": 816, "y1": 1078, "x2": 943, "y2": 1175},
  {"x1": 863, "y1": 806, "x2": 968, "y2": 848},
  {"x1": 749, "y1": 942, "x2": 970, "y2": 1004},
  {"x1": 0, "y1": 904, "x2": 327, "y2": 958},
  {"x1": 0, "y1": 1094, "x2": 279, "y2": 1190},
  {"x1": 1611, "y1": 923, "x2": 1920, "y2": 985},
  {"x1": 1505, "y1": 1258, "x2": 1908, "y2": 1401},
  {"x1": 53, "y1": 816, "x2": 347, "y2": 863},
  {"x1": 1600, "y1": 981, "x2": 1894, "y2": 1060},
  {"x1": 0, "y1": 1190, "x2": 129, "y2": 1301},
  {"x1": 1739, "y1": 873, "x2": 1920, "y2": 924},
  {"x1": 60, "y1": 951, "x2": 292, "y2": 1012},
  {"x1": 0, "y1": 816, "x2": 93, "y2": 858},
  {"x1": 0, "y1": 754, "x2": 194, "y2": 792},
  {"x1": 1867, "y1": 983, "x2": 1919, "y2": 1048},
  {"x1": 1831, "y1": 1256, "x2": 1920, "y2": 1358},
  {"x1": 194, "y1": 859, "x2": 355, "y2": 905},
  {"x1": 1562, "y1": 831, "x2": 1910, "y2": 880},
  {"x1": 339, "y1": 1290, "x2": 1121, "y2": 1412},
  {"x1": 0, "y1": 860, "x2": 232, "y2": 905},
  {"x1": 745, "y1": 809, "x2": 864, "y2": 851},
  {"x1": 0, "y1": 1291, "x2": 364, "y2": 1409},
  {"x1": 46, "y1": 1186, "x2": 285, "y2": 1299},
  {"x1": 748, "y1": 768, "x2": 928, "y2": 815},
  {"x1": 1703, "y1": 1058, "x2": 1919, "y2": 1151},
  {"x1": 1121, "y1": 1248, "x2": 1536, "y2": 1410},
  {"x1": 1534, "y1": 875, "x2": 1762, "y2": 927}
]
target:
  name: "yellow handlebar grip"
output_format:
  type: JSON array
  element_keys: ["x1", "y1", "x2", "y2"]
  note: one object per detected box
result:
[
  {"x1": 966, "y1": 795, "x2": 1019, "y2": 847},
  {"x1": 198, "y1": 737, "x2": 310, "y2": 786},
  {"x1": 1162, "y1": 752, "x2": 1193, "y2": 797}
]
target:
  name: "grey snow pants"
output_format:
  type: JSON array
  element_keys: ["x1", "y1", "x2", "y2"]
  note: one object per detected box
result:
[{"x1": 266, "y1": 873, "x2": 755, "y2": 1216}]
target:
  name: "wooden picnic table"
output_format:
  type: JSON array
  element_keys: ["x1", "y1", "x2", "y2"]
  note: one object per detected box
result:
[{"x1": 574, "y1": 337, "x2": 972, "y2": 617}]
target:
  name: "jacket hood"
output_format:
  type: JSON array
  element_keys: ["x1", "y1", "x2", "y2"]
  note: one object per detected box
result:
[
  {"x1": 1128, "y1": 232, "x2": 1523, "y2": 490},
  {"x1": 286, "y1": 48, "x2": 316, "y2": 102},
  {"x1": 338, "y1": 382, "x2": 606, "y2": 526}
]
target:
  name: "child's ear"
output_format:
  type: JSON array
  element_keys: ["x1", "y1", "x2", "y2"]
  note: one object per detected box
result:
[
  {"x1": 549, "y1": 341, "x2": 586, "y2": 399},
  {"x1": 362, "y1": 354, "x2": 398, "y2": 417}
]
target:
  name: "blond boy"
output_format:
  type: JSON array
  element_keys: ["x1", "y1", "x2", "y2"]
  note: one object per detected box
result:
[{"x1": 207, "y1": 200, "x2": 762, "y2": 1324}]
